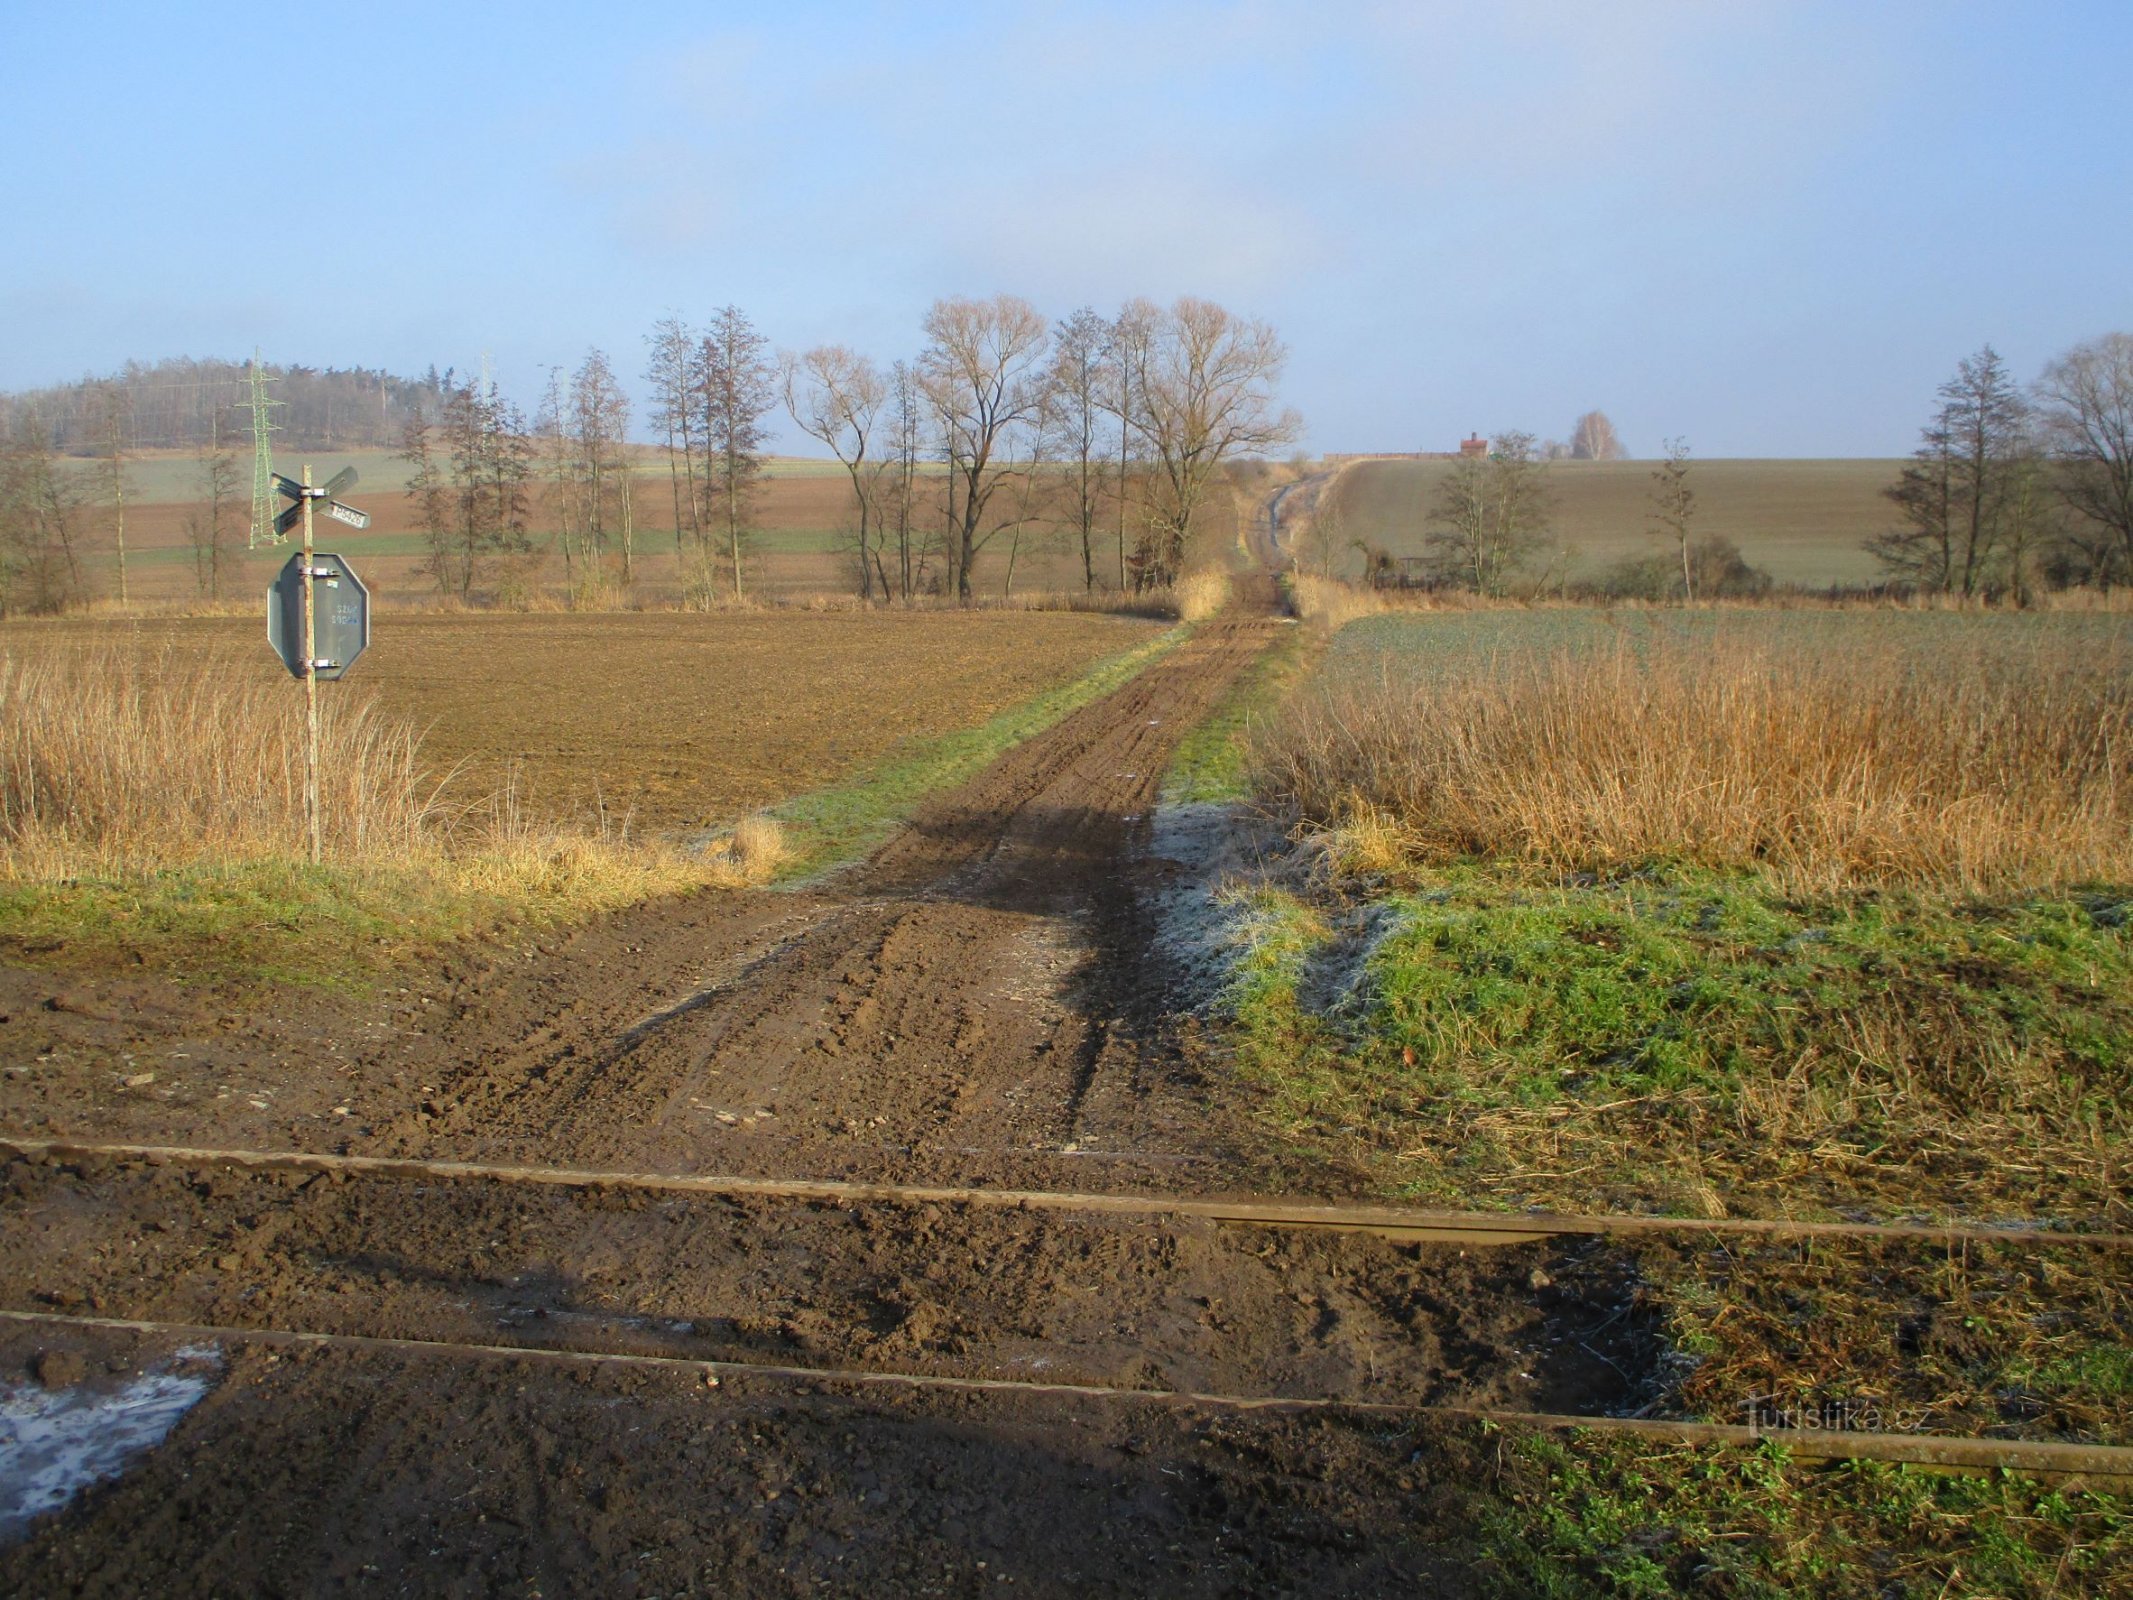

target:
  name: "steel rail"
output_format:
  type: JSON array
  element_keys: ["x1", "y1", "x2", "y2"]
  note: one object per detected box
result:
[
  {"x1": 4, "y1": 1307, "x2": 2129, "y2": 1486},
  {"x1": 6, "y1": 1135, "x2": 2129, "y2": 1249}
]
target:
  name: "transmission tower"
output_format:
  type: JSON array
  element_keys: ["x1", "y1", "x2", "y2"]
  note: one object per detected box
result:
[{"x1": 246, "y1": 351, "x2": 285, "y2": 548}]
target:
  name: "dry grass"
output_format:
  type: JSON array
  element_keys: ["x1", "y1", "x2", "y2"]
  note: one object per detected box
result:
[
  {"x1": 1254, "y1": 623, "x2": 2133, "y2": 893},
  {"x1": 1171, "y1": 569, "x2": 1233, "y2": 623},
  {"x1": 1284, "y1": 574, "x2": 1517, "y2": 630},
  {"x1": 0, "y1": 651, "x2": 433, "y2": 877},
  {"x1": 0, "y1": 650, "x2": 779, "y2": 897}
]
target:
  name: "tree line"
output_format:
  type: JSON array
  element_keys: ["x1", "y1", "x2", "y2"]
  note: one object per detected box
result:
[
  {"x1": 0, "y1": 357, "x2": 447, "y2": 456},
  {"x1": 381, "y1": 293, "x2": 1298, "y2": 608},
  {"x1": 1867, "y1": 335, "x2": 2133, "y2": 600}
]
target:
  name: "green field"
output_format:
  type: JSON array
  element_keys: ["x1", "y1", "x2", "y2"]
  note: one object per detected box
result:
[{"x1": 1328, "y1": 457, "x2": 1902, "y2": 588}]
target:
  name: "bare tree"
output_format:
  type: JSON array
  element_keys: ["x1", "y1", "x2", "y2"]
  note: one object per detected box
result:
[
  {"x1": 920, "y1": 294, "x2": 1050, "y2": 602},
  {"x1": 784, "y1": 345, "x2": 891, "y2": 600},
  {"x1": 1126, "y1": 297, "x2": 1298, "y2": 589},
  {"x1": 570, "y1": 348, "x2": 632, "y2": 591},
  {"x1": 534, "y1": 367, "x2": 579, "y2": 590},
  {"x1": 401, "y1": 378, "x2": 534, "y2": 601},
  {"x1": 1569, "y1": 410, "x2": 1626, "y2": 461},
  {"x1": 2035, "y1": 332, "x2": 2133, "y2": 588},
  {"x1": 886, "y1": 360, "x2": 929, "y2": 600},
  {"x1": 185, "y1": 418, "x2": 240, "y2": 600},
  {"x1": 1997, "y1": 447, "x2": 2059, "y2": 606},
  {"x1": 696, "y1": 307, "x2": 777, "y2": 603},
  {"x1": 0, "y1": 411, "x2": 88, "y2": 614},
  {"x1": 1868, "y1": 346, "x2": 2029, "y2": 596},
  {"x1": 1426, "y1": 430, "x2": 1551, "y2": 595},
  {"x1": 997, "y1": 387, "x2": 1057, "y2": 600},
  {"x1": 96, "y1": 382, "x2": 131, "y2": 606},
  {"x1": 1048, "y1": 307, "x2": 1113, "y2": 592},
  {"x1": 1648, "y1": 436, "x2": 1695, "y2": 600},
  {"x1": 644, "y1": 315, "x2": 703, "y2": 574},
  {"x1": 1103, "y1": 300, "x2": 1157, "y2": 589}
]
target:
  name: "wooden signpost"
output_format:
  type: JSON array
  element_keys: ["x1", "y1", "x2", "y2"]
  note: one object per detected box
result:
[{"x1": 265, "y1": 466, "x2": 371, "y2": 865}]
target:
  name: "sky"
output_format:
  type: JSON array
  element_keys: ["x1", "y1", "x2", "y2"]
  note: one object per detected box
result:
[{"x1": 2, "y1": 0, "x2": 2128, "y2": 457}]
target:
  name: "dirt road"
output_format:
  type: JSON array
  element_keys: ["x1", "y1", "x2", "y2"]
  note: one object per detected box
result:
[{"x1": 0, "y1": 598, "x2": 1612, "y2": 1594}]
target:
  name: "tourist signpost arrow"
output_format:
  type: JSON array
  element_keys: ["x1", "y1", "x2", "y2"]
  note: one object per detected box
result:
[
  {"x1": 264, "y1": 466, "x2": 371, "y2": 866},
  {"x1": 271, "y1": 468, "x2": 368, "y2": 537}
]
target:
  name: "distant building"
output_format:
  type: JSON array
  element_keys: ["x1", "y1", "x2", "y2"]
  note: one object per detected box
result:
[{"x1": 1459, "y1": 434, "x2": 1488, "y2": 458}]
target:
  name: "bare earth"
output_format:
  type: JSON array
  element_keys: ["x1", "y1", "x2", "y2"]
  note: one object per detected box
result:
[{"x1": 0, "y1": 599, "x2": 1632, "y2": 1594}]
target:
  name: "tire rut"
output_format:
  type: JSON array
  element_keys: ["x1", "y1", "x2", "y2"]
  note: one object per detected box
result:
[{"x1": 377, "y1": 616, "x2": 1285, "y2": 1190}]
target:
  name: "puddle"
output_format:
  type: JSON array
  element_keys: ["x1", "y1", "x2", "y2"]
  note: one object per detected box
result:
[{"x1": 0, "y1": 1349, "x2": 221, "y2": 1544}]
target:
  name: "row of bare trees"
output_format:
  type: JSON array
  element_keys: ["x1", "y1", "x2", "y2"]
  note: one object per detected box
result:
[
  {"x1": 780, "y1": 294, "x2": 1297, "y2": 602},
  {"x1": 645, "y1": 309, "x2": 778, "y2": 606},
  {"x1": 0, "y1": 388, "x2": 162, "y2": 614},
  {"x1": 1869, "y1": 335, "x2": 2133, "y2": 599},
  {"x1": 400, "y1": 380, "x2": 536, "y2": 604}
]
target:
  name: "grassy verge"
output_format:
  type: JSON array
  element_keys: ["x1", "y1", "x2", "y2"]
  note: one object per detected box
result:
[
  {"x1": 1477, "y1": 1429, "x2": 2133, "y2": 1598},
  {"x1": 0, "y1": 836, "x2": 762, "y2": 993},
  {"x1": 767, "y1": 625, "x2": 1186, "y2": 875},
  {"x1": 1161, "y1": 619, "x2": 1312, "y2": 804},
  {"x1": 1629, "y1": 1233, "x2": 2133, "y2": 1446},
  {"x1": 1219, "y1": 865, "x2": 2132, "y2": 1223}
]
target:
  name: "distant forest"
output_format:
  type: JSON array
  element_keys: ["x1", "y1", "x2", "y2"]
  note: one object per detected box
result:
[{"x1": 0, "y1": 358, "x2": 449, "y2": 455}]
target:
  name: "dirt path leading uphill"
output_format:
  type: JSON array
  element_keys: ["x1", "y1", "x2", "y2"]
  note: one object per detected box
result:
[{"x1": 369, "y1": 614, "x2": 1285, "y2": 1192}]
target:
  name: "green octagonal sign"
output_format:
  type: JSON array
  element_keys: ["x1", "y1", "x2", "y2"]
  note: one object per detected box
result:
[{"x1": 267, "y1": 552, "x2": 370, "y2": 680}]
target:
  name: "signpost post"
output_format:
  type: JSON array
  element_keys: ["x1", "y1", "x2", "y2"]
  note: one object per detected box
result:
[{"x1": 265, "y1": 466, "x2": 371, "y2": 865}]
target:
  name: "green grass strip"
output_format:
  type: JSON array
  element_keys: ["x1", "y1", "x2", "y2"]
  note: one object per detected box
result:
[
  {"x1": 769, "y1": 625, "x2": 1188, "y2": 877},
  {"x1": 1161, "y1": 621, "x2": 1310, "y2": 805}
]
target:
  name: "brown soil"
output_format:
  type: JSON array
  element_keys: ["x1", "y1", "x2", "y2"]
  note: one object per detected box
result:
[
  {"x1": 0, "y1": 609, "x2": 1164, "y2": 828},
  {"x1": 0, "y1": 593, "x2": 1621, "y2": 1591},
  {"x1": 0, "y1": 1321, "x2": 1500, "y2": 1598}
]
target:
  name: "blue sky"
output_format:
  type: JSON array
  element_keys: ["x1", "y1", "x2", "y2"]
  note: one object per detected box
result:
[{"x1": 2, "y1": 1, "x2": 2127, "y2": 455}]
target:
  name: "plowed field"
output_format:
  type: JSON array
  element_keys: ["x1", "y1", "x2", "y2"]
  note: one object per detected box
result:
[{"x1": 0, "y1": 610, "x2": 1164, "y2": 827}]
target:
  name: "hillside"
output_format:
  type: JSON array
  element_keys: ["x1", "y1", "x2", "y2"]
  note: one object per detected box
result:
[{"x1": 1325, "y1": 457, "x2": 1901, "y2": 588}]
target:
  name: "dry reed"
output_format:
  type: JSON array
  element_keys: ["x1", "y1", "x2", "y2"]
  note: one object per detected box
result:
[
  {"x1": 0, "y1": 650, "x2": 782, "y2": 893},
  {"x1": 1253, "y1": 626, "x2": 2133, "y2": 892},
  {"x1": 0, "y1": 651, "x2": 436, "y2": 877},
  {"x1": 1172, "y1": 569, "x2": 1234, "y2": 623}
]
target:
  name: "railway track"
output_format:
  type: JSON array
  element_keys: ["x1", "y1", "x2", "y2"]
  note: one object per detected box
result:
[
  {"x1": 8, "y1": 1135, "x2": 2129, "y2": 1250},
  {"x1": 8, "y1": 1134, "x2": 2131, "y2": 1492},
  {"x1": 9, "y1": 1307, "x2": 2131, "y2": 1487},
  {"x1": 6, "y1": 608, "x2": 2129, "y2": 1594}
]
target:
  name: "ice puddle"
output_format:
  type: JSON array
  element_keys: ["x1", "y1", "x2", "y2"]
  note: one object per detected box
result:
[{"x1": 0, "y1": 1347, "x2": 220, "y2": 1544}]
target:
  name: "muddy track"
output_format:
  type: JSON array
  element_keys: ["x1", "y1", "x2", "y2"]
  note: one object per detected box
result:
[
  {"x1": 0, "y1": 1153, "x2": 1654, "y2": 1412},
  {"x1": 361, "y1": 615, "x2": 1290, "y2": 1190},
  {"x1": 2, "y1": 600, "x2": 1572, "y2": 1595}
]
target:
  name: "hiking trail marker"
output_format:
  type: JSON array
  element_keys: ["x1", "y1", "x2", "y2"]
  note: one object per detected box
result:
[{"x1": 264, "y1": 466, "x2": 371, "y2": 865}]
